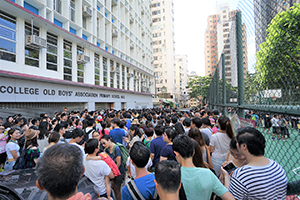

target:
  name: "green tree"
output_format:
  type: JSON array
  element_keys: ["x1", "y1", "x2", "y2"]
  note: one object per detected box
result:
[
  {"x1": 186, "y1": 75, "x2": 212, "y2": 103},
  {"x1": 255, "y1": 4, "x2": 300, "y2": 100}
]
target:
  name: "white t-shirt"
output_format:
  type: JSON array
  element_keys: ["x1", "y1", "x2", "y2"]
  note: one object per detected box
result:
[
  {"x1": 83, "y1": 159, "x2": 111, "y2": 195},
  {"x1": 37, "y1": 137, "x2": 49, "y2": 153},
  {"x1": 200, "y1": 127, "x2": 213, "y2": 140},
  {"x1": 85, "y1": 127, "x2": 95, "y2": 139},
  {"x1": 126, "y1": 157, "x2": 153, "y2": 179},
  {"x1": 210, "y1": 132, "x2": 231, "y2": 159},
  {"x1": 5, "y1": 142, "x2": 20, "y2": 159},
  {"x1": 70, "y1": 143, "x2": 86, "y2": 162}
]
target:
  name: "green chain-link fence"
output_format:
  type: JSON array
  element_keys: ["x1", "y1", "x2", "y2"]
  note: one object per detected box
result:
[{"x1": 206, "y1": 0, "x2": 300, "y2": 197}]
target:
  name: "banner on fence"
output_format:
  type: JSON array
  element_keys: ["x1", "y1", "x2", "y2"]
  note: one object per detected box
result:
[{"x1": 229, "y1": 114, "x2": 255, "y2": 136}]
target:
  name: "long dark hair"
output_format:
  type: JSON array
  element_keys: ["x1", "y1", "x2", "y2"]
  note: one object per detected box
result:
[
  {"x1": 25, "y1": 137, "x2": 38, "y2": 148},
  {"x1": 191, "y1": 139, "x2": 206, "y2": 168},
  {"x1": 39, "y1": 121, "x2": 49, "y2": 140},
  {"x1": 218, "y1": 115, "x2": 234, "y2": 139},
  {"x1": 130, "y1": 125, "x2": 142, "y2": 138},
  {"x1": 101, "y1": 121, "x2": 107, "y2": 136},
  {"x1": 188, "y1": 127, "x2": 205, "y2": 147}
]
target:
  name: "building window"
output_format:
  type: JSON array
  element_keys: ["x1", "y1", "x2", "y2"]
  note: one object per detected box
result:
[
  {"x1": 46, "y1": 32, "x2": 58, "y2": 71},
  {"x1": 103, "y1": 57, "x2": 107, "y2": 87},
  {"x1": 122, "y1": 65, "x2": 125, "y2": 89},
  {"x1": 126, "y1": 67, "x2": 130, "y2": 90},
  {"x1": 53, "y1": 0, "x2": 62, "y2": 13},
  {"x1": 25, "y1": 22, "x2": 39, "y2": 67},
  {"x1": 116, "y1": 63, "x2": 120, "y2": 89},
  {"x1": 0, "y1": 11, "x2": 16, "y2": 62},
  {"x1": 94, "y1": 53, "x2": 100, "y2": 85},
  {"x1": 77, "y1": 46, "x2": 84, "y2": 83},
  {"x1": 133, "y1": 71, "x2": 137, "y2": 91},
  {"x1": 63, "y1": 40, "x2": 72, "y2": 81},
  {"x1": 110, "y1": 60, "x2": 114, "y2": 88},
  {"x1": 136, "y1": 73, "x2": 140, "y2": 92},
  {"x1": 70, "y1": 0, "x2": 75, "y2": 22}
]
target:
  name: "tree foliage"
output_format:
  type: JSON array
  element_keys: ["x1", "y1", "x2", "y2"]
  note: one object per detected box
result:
[
  {"x1": 255, "y1": 4, "x2": 300, "y2": 90},
  {"x1": 186, "y1": 75, "x2": 212, "y2": 103}
]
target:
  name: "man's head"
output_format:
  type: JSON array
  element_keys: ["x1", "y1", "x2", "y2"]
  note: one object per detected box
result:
[
  {"x1": 15, "y1": 118, "x2": 23, "y2": 126},
  {"x1": 172, "y1": 135, "x2": 194, "y2": 163},
  {"x1": 183, "y1": 117, "x2": 191, "y2": 128},
  {"x1": 87, "y1": 118, "x2": 95, "y2": 127},
  {"x1": 35, "y1": 144, "x2": 84, "y2": 199},
  {"x1": 191, "y1": 117, "x2": 202, "y2": 128},
  {"x1": 32, "y1": 118, "x2": 39, "y2": 127},
  {"x1": 155, "y1": 160, "x2": 181, "y2": 195},
  {"x1": 85, "y1": 139, "x2": 99, "y2": 154},
  {"x1": 154, "y1": 125, "x2": 165, "y2": 136},
  {"x1": 236, "y1": 127, "x2": 265, "y2": 157},
  {"x1": 61, "y1": 113, "x2": 68, "y2": 121},
  {"x1": 112, "y1": 118, "x2": 121, "y2": 128},
  {"x1": 130, "y1": 141, "x2": 150, "y2": 168},
  {"x1": 71, "y1": 128, "x2": 84, "y2": 142}
]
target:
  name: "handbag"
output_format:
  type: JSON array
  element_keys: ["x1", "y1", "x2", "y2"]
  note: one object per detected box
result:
[{"x1": 13, "y1": 147, "x2": 28, "y2": 170}]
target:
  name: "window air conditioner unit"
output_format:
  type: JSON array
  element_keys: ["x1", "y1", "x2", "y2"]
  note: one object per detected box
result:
[
  {"x1": 127, "y1": 73, "x2": 134, "y2": 78},
  {"x1": 149, "y1": 81, "x2": 153, "y2": 85},
  {"x1": 112, "y1": 0, "x2": 118, "y2": 6},
  {"x1": 142, "y1": 31, "x2": 145, "y2": 36},
  {"x1": 130, "y1": 43, "x2": 135, "y2": 49},
  {"x1": 82, "y1": 6, "x2": 92, "y2": 18},
  {"x1": 112, "y1": 29, "x2": 118, "y2": 37},
  {"x1": 142, "y1": 53, "x2": 145, "y2": 58},
  {"x1": 26, "y1": 35, "x2": 47, "y2": 49},
  {"x1": 77, "y1": 55, "x2": 90, "y2": 64},
  {"x1": 130, "y1": 17, "x2": 134, "y2": 24},
  {"x1": 110, "y1": 66, "x2": 116, "y2": 72},
  {"x1": 141, "y1": 78, "x2": 145, "y2": 82},
  {"x1": 141, "y1": 10, "x2": 144, "y2": 15}
]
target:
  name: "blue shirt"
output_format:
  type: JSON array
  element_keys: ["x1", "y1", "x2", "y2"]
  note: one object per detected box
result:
[
  {"x1": 149, "y1": 136, "x2": 166, "y2": 168},
  {"x1": 122, "y1": 173, "x2": 156, "y2": 200},
  {"x1": 160, "y1": 144, "x2": 176, "y2": 161},
  {"x1": 109, "y1": 128, "x2": 126, "y2": 144},
  {"x1": 105, "y1": 145, "x2": 124, "y2": 173},
  {"x1": 125, "y1": 119, "x2": 131, "y2": 129}
]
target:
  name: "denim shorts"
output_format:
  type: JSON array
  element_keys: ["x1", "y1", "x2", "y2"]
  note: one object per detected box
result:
[{"x1": 4, "y1": 160, "x2": 16, "y2": 171}]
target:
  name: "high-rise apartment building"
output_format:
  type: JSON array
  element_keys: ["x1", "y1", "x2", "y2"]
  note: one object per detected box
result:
[
  {"x1": 175, "y1": 54, "x2": 189, "y2": 106},
  {"x1": 204, "y1": 3, "x2": 248, "y2": 86},
  {"x1": 151, "y1": 0, "x2": 176, "y2": 102},
  {"x1": 254, "y1": 0, "x2": 300, "y2": 53},
  {"x1": 0, "y1": 0, "x2": 154, "y2": 117}
]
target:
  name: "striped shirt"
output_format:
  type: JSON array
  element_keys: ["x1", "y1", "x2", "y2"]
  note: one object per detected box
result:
[{"x1": 228, "y1": 159, "x2": 287, "y2": 200}]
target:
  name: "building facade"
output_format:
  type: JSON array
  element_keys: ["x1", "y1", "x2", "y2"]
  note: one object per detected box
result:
[
  {"x1": 204, "y1": 3, "x2": 248, "y2": 86},
  {"x1": 254, "y1": 0, "x2": 300, "y2": 53},
  {"x1": 0, "y1": 0, "x2": 154, "y2": 117},
  {"x1": 187, "y1": 71, "x2": 199, "y2": 108},
  {"x1": 151, "y1": 0, "x2": 176, "y2": 103},
  {"x1": 175, "y1": 54, "x2": 188, "y2": 107}
]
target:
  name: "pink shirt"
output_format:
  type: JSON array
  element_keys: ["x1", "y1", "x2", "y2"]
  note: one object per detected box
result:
[{"x1": 0, "y1": 133, "x2": 8, "y2": 154}]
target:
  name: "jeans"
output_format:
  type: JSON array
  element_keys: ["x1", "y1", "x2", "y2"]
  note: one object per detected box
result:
[
  {"x1": 4, "y1": 160, "x2": 16, "y2": 171},
  {"x1": 211, "y1": 156, "x2": 225, "y2": 177}
]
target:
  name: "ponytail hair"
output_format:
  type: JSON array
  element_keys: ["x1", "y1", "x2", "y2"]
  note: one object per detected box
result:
[
  {"x1": 6, "y1": 128, "x2": 17, "y2": 143},
  {"x1": 218, "y1": 115, "x2": 234, "y2": 139}
]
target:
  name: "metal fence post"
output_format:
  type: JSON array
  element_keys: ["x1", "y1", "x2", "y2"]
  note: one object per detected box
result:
[
  {"x1": 222, "y1": 53, "x2": 227, "y2": 115},
  {"x1": 236, "y1": 11, "x2": 245, "y2": 118}
]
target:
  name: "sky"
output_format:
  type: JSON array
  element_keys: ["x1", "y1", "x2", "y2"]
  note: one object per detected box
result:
[{"x1": 173, "y1": 0, "x2": 239, "y2": 76}]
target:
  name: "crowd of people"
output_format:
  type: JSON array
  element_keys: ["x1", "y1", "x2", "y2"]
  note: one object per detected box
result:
[{"x1": 0, "y1": 106, "x2": 288, "y2": 200}]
